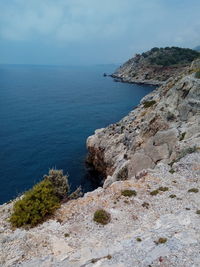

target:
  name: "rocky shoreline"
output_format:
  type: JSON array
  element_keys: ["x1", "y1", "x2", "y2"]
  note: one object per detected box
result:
[
  {"x1": 1, "y1": 59, "x2": 200, "y2": 266},
  {"x1": 110, "y1": 73, "x2": 164, "y2": 86},
  {"x1": 87, "y1": 60, "x2": 200, "y2": 187},
  {"x1": 110, "y1": 74, "x2": 162, "y2": 86}
]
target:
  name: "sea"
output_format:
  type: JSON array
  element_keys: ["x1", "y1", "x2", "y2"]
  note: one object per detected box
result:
[{"x1": 0, "y1": 64, "x2": 154, "y2": 204}]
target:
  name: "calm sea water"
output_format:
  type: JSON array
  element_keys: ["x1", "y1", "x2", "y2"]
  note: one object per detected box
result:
[{"x1": 0, "y1": 65, "x2": 154, "y2": 204}]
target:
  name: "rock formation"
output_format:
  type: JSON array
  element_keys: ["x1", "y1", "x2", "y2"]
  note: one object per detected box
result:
[
  {"x1": 112, "y1": 47, "x2": 200, "y2": 85},
  {"x1": 87, "y1": 59, "x2": 200, "y2": 187}
]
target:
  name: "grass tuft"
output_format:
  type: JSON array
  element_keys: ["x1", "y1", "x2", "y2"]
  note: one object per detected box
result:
[
  {"x1": 188, "y1": 188, "x2": 199, "y2": 193},
  {"x1": 150, "y1": 189, "x2": 160, "y2": 196},
  {"x1": 158, "y1": 186, "x2": 169, "y2": 192},
  {"x1": 143, "y1": 100, "x2": 156, "y2": 108},
  {"x1": 93, "y1": 209, "x2": 111, "y2": 225},
  {"x1": 169, "y1": 168, "x2": 175, "y2": 174},
  {"x1": 121, "y1": 189, "x2": 137, "y2": 197}
]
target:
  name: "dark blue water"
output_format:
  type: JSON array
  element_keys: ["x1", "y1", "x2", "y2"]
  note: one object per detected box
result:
[{"x1": 0, "y1": 65, "x2": 154, "y2": 204}]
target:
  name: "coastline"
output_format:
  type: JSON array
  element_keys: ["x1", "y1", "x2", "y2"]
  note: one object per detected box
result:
[
  {"x1": 87, "y1": 60, "x2": 200, "y2": 187},
  {"x1": 110, "y1": 73, "x2": 164, "y2": 86},
  {"x1": 1, "y1": 60, "x2": 200, "y2": 266}
]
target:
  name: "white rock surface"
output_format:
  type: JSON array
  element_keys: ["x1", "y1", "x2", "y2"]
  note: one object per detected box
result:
[{"x1": 1, "y1": 152, "x2": 200, "y2": 266}]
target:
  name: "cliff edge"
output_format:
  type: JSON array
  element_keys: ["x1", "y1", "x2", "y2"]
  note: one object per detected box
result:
[{"x1": 87, "y1": 59, "x2": 200, "y2": 186}]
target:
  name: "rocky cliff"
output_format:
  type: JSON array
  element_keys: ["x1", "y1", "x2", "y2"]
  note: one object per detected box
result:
[
  {"x1": 1, "y1": 59, "x2": 200, "y2": 267},
  {"x1": 87, "y1": 59, "x2": 200, "y2": 187},
  {"x1": 112, "y1": 47, "x2": 200, "y2": 85}
]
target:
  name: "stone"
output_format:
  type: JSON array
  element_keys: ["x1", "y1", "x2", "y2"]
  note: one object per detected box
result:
[
  {"x1": 128, "y1": 152, "x2": 155, "y2": 177},
  {"x1": 153, "y1": 128, "x2": 178, "y2": 153},
  {"x1": 143, "y1": 138, "x2": 169, "y2": 163},
  {"x1": 103, "y1": 176, "x2": 114, "y2": 189}
]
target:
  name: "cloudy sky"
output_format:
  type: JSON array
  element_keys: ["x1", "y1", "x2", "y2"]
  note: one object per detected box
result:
[{"x1": 0, "y1": 0, "x2": 200, "y2": 65}]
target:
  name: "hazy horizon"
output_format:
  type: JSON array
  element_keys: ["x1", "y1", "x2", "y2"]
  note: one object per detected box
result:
[
  {"x1": 0, "y1": 0, "x2": 200, "y2": 65},
  {"x1": 0, "y1": 62, "x2": 120, "y2": 67}
]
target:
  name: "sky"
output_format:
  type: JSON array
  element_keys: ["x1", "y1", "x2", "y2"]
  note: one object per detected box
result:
[{"x1": 0, "y1": 0, "x2": 200, "y2": 65}]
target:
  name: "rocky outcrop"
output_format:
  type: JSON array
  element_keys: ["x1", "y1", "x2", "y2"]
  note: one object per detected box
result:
[
  {"x1": 87, "y1": 60, "x2": 200, "y2": 186},
  {"x1": 112, "y1": 47, "x2": 200, "y2": 85},
  {"x1": 112, "y1": 63, "x2": 187, "y2": 86}
]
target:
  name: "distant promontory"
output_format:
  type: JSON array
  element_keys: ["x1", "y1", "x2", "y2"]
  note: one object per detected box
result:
[{"x1": 112, "y1": 46, "x2": 200, "y2": 85}]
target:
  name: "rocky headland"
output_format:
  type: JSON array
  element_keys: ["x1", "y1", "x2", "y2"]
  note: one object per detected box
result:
[
  {"x1": 111, "y1": 47, "x2": 200, "y2": 85},
  {"x1": 1, "y1": 53, "x2": 200, "y2": 267}
]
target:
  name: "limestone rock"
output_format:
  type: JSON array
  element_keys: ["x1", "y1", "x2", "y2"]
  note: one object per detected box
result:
[
  {"x1": 128, "y1": 152, "x2": 155, "y2": 177},
  {"x1": 87, "y1": 61, "x2": 200, "y2": 183}
]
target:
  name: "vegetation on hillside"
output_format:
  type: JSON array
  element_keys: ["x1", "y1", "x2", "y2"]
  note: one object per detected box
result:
[
  {"x1": 10, "y1": 169, "x2": 69, "y2": 228},
  {"x1": 43, "y1": 169, "x2": 69, "y2": 199},
  {"x1": 93, "y1": 209, "x2": 111, "y2": 225},
  {"x1": 140, "y1": 47, "x2": 200, "y2": 67}
]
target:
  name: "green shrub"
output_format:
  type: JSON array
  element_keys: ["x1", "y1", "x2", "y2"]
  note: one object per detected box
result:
[
  {"x1": 195, "y1": 69, "x2": 200, "y2": 78},
  {"x1": 188, "y1": 188, "x2": 199, "y2": 193},
  {"x1": 150, "y1": 189, "x2": 160, "y2": 196},
  {"x1": 150, "y1": 186, "x2": 169, "y2": 196},
  {"x1": 10, "y1": 179, "x2": 60, "y2": 228},
  {"x1": 158, "y1": 186, "x2": 169, "y2": 192},
  {"x1": 64, "y1": 233, "x2": 70, "y2": 237},
  {"x1": 93, "y1": 209, "x2": 111, "y2": 225},
  {"x1": 44, "y1": 169, "x2": 69, "y2": 199},
  {"x1": 121, "y1": 189, "x2": 137, "y2": 197},
  {"x1": 169, "y1": 194, "x2": 176, "y2": 198},
  {"x1": 169, "y1": 168, "x2": 175, "y2": 174},
  {"x1": 143, "y1": 100, "x2": 156, "y2": 108},
  {"x1": 148, "y1": 47, "x2": 200, "y2": 66}
]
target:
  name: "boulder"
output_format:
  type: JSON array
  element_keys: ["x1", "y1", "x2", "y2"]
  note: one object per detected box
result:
[{"x1": 128, "y1": 152, "x2": 155, "y2": 177}]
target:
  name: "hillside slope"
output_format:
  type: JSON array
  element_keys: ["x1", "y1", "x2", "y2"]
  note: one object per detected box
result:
[{"x1": 112, "y1": 47, "x2": 200, "y2": 85}]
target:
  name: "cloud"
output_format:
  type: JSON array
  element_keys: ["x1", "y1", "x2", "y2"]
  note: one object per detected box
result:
[
  {"x1": 0, "y1": 0, "x2": 132, "y2": 42},
  {"x1": 0, "y1": 1, "x2": 64, "y2": 40},
  {"x1": 0, "y1": 0, "x2": 200, "y2": 64}
]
